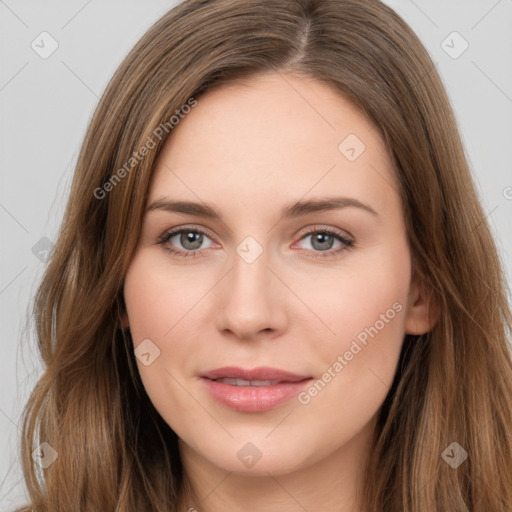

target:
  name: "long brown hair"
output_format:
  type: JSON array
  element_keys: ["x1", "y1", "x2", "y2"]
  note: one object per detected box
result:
[{"x1": 16, "y1": 0, "x2": 512, "y2": 510}]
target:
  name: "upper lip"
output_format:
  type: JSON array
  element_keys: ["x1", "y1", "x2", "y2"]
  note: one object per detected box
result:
[{"x1": 201, "y1": 366, "x2": 311, "y2": 383}]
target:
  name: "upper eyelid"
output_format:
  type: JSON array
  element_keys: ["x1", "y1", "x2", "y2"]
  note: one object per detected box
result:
[{"x1": 162, "y1": 225, "x2": 218, "y2": 243}]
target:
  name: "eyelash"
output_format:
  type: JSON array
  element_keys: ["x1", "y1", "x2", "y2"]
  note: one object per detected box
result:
[{"x1": 156, "y1": 225, "x2": 354, "y2": 260}]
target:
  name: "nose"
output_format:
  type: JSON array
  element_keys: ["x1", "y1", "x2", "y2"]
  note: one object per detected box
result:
[{"x1": 215, "y1": 244, "x2": 288, "y2": 341}]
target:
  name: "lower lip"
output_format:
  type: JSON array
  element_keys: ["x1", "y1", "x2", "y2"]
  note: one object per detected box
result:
[{"x1": 201, "y1": 377, "x2": 313, "y2": 412}]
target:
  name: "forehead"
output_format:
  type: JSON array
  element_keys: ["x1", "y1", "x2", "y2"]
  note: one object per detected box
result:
[{"x1": 148, "y1": 72, "x2": 399, "y2": 218}]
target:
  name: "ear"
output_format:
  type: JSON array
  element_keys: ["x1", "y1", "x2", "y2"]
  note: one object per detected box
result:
[
  {"x1": 121, "y1": 310, "x2": 130, "y2": 329},
  {"x1": 404, "y1": 273, "x2": 439, "y2": 335}
]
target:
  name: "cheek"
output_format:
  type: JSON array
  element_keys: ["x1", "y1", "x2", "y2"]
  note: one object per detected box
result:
[
  {"x1": 294, "y1": 242, "x2": 410, "y2": 425},
  {"x1": 122, "y1": 257, "x2": 195, "y2": 428},
  {"x1": 288, "y1": 240, "x2": 411, "y2": 359},
  {"x1": 289, "y1": 246, "x2": 411, "y2": 433},
  {"x1": 122, "y1": 252, "x2": 216, "y2": 397},
  {"x1": 123, "y1": 251, "x2": 207, "y2": 341}
]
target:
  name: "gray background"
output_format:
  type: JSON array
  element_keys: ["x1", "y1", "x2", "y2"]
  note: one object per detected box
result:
[{"x1": 1, "y1": 0, "x2": 511, "y2": 508}]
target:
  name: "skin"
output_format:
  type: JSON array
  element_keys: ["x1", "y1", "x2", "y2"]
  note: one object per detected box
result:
[{"x1": 122, "y1": 72, "x2": 435, "y2": 512}]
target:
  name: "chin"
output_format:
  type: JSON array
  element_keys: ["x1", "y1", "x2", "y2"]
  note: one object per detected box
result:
[{"x1": 198, "y1": 437, "x2": 318, "y2": 477}]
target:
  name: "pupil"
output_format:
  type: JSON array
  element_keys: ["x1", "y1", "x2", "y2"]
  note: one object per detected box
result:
[
  {"x1": 313, "y1": 233, "x2": 333, "y2": 251},
  {"x1": 182, "y1": 231, "x2": 202, "y2": 250}
]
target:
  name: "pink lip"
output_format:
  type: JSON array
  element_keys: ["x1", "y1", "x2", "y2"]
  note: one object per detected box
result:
[{"x1": 200, "y1": 366, "x2": 313, "y2": 412}]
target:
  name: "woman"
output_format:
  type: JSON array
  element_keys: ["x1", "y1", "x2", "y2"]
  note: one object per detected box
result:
[{"x1": 16, "y1": 0, "x2": 512, "y2": 510}]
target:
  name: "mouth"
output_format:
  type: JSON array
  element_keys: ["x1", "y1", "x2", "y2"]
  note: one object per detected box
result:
[
  {"x1": 212, "y1": 378, "x2": 286, "y2": 387},
  {"x1": 201, "y1": 366, "x2": 310, "y2": 383},
  {"x1": 200, "y1": 366, "x2": 313, "y2": 412}
]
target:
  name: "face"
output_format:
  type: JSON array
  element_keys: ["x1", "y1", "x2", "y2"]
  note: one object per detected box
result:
[{"x1": 122, "y1": 72, "x2": 432, "y2": 478}]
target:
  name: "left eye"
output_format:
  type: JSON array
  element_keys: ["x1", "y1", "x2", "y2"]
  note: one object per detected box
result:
[
  {"x1": 157, "y1": 226, "x2": 354, "y2": 259},
  {"x1": 292, "y1": 227, "x2": 354, "y2": 259},
  {"x1": 295, "y1": 229, "x2": 350, "y2": 252}
]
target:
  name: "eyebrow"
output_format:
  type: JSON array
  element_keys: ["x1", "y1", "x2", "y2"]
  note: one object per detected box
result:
[{"x1": 146, "y1": 196, "x2": 379, "y2": 221}]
